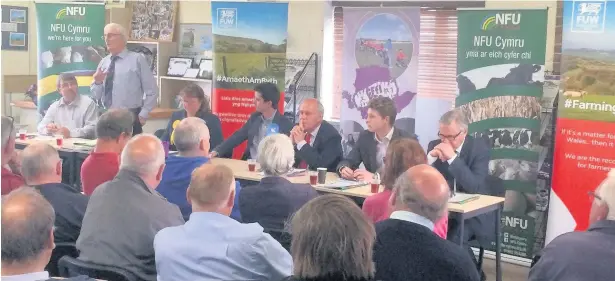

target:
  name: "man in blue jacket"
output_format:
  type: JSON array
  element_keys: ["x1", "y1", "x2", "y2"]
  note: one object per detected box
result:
[{"x1": 158, "y1": 117, "x2": 242, "y2": 221}]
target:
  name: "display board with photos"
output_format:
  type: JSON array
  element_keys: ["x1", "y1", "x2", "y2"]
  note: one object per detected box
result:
[
  {"x1": 167, "y1": 57, "x2": 192, "y2": 77},
  {"x1": 1, "y1": 5, "x2": 28, "y2": 51},
  {"x1": 129, "y1": 0, "x2": 177, "y2": 42},
  {"x1": 178, "y1": 23, "x2": 213, "y2": 66}
]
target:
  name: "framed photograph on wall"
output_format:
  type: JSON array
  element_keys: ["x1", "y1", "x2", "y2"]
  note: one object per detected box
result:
[
  {"x1": 197, "y1": 58, "x2": 213, "y2": 79},
  {"x1": 178, "y1": 23, "x2": 212, "y2": 66},
  {"x1": 129, "y1": 1, "x2": 177, "y2": 42},
  {"x1": 167, "y1": 57, "x2": 193, "y2": 77}
]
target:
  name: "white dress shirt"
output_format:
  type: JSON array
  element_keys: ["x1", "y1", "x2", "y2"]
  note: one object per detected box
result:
[
  {"x1": 428, "y1": 138, "x2": 465, "y2": 165},
  {"x1": 1, "y1": 271, "x2": 49, "y2": 281},
  {"x1": 37, "y1": 94, "x2": 97, "y2": 139},
  {"x1": 390, "y1": 210, "x2": 435, "y2": 231},
  {"x1": 296, "y1": 124, "x2": 321, "y2": 150},
  {"x1": 375, "y1": 127, "x2": 395, "y2": 169}
]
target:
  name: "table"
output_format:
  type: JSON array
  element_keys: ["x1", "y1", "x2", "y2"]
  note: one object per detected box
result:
[{"x1": 210, "y1": 157, "x2": 505, "y2": 281}]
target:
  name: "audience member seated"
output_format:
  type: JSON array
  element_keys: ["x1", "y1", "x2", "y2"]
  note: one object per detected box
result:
[
  {"x1": 283, "y1": 194, "x2": 376, "y2": 281},
  {"x1": 337, "y1": 96, "x2": 416, "y2": 183},
  {"x1": 290, "y1": 98, "x2": 342, "y2": 172},
  {"x1": 373, "y1": 165, "x2": 480, "y2": 281},
  {"x1": 161, "y1": 84, "x2": 223, "y2": 151},
  {"x1": 211, "y1": 82, "x2": 293, "y2": 160},
  {"x1": 155, "y1": 164, "x2": 292, "y2": 281},
  {"x1": 2, "y1": 116, "x2": 24, "y2": 195},
  {"x1": 80, "y1": 109, "x2": 133, "y2": 195},
  {"x1": 362, "y1": 138, "x2": 448, "y2": 238},
  {"x1": 37, "y1": 73, "x2": 97, "y2": 139},
  {"x1": 21, "y1": 142, "x2": 88, "y2": 244},
  {"x1": 240, "y1": 134, "x2": 318, "y2": 231},
  {"x1": 77, "y1": 134, "x2": 184, "y2": 281},
  {"x1": 158, "y1": 117, "x2": 242, "y2": 221},
  {"x1": 1, "y1": 187, "x2": 95, "y2": 281},
  {"x1": 528, "y1": 169, "x2": 615, "y2": 281}
]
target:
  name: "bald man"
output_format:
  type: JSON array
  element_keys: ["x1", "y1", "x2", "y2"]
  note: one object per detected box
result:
[
  {"x1": 290, "y1": 98, "x2": 342, "y2": 172},
  {"x1": 373, "y1": 165, "x2": 480, "y2": 281},
  {"x1": 157, "y1": 117, "x2": 243, "y2": 220},
  {"x1": 77, "y1": 134, "x2": 184, "y2": 281},
  {"x1": 21, "y1": 142, "x2": 88, "y2": 244},
  {"x1": 155, "y1": 164, "x2": 292, "y2": 281}
]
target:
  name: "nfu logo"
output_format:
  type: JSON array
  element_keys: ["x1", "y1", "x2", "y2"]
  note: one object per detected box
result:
[
  {"x1": 482, "y1": 13, "x2": 521, "y2": 31},
  {"x1": 56, "y1": 6, "x2": 86, "y2": 20},
  {"x1": 571, "y1": 1, "x2": 606, "y2": 33}
]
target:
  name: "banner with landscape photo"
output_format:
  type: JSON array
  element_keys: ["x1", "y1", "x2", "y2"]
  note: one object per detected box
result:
[
  {"x1": 547, "y1": 0, "x2": 615, "y2": 244},
  {"x1": 339, "y1": 8, "x2": 420, "y2": 155},
  {"x1": 211, "y1": 1, "x2": 288, "y2": 159},
  {"x1": 35, "y1": 2, "x2": 105, "y2": 116},
  {"x1": 457, "y1": 9, "x2": 548, "y2": 259}
]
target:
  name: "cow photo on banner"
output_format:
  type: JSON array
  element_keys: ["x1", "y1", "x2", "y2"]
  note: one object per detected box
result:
[
  {"x1": 547, "y1": 0, "x2": 615, "y2": 243},
  {"x1": 340, "y1": 8, "x2": 420, "y2": 155},
  {"x1": 35, "y1": 3, "x2": 105, "y2": 117},
  {"x1": 456, "y1": 9, "x2": 548, "y2": 259},
  {"x1": 210, "y1": 1, "x2": 288, "y2": 158}
]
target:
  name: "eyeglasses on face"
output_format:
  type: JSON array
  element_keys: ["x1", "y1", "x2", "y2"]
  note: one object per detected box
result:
[{"x1": 438, "y1": 130, "x2": 463, "y2": 141}]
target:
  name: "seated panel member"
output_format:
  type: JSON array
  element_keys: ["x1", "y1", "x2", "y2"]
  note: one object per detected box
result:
[
  {"x1": 161, "y1": 84, "x2": 223, "y2": 151},
  {"x1": 337, "y1": 96, "x2": 416, "y2": 183},
  {"x1": 38, "y1": 73, "x2": 97, "y2": 139},
  {"x1": 427, "y1": 109, "x2": 491, "y2": 279},
  {"x1": 211, "y1": 82, "x2": 293, "y2": 160},
  {"x1": 290, "y1": 98, "x2": 342, "y2": 172}
]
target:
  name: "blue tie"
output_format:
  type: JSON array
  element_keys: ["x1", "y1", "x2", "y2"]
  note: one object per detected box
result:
[{"x1": 103, "y1": 55, "x2": 118, "y2": 108}]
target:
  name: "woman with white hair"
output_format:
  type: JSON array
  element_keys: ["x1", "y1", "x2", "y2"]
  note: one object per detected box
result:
[{"x1": 239, "y1": 134, "x2": 319, "y2": 231}]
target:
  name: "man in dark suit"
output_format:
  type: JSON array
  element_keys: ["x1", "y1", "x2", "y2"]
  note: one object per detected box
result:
[
  {"x1": 427, "y1": 109, "x2": 491, "y2": 280},
  {"x1": 290, "y1": 98, "x2": 342, "y2": 172},
  {"x1": 337, "y1": 96, "x2": 416, "y2": 183},
  {"x1": 373, "y1": 164, "x2": 480, "y2": 281},
  {"x1": 211, "y1": 83, "x2": 293, "y2": 160}
]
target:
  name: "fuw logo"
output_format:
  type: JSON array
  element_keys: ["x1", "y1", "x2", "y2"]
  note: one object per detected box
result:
[
  {"x1": 481, "y1": 13, "x2": 521, "y2": 31},
  {"x1": 56, "y1": 7, "x2": 86, "y2": 20},
  {"x1": 571, "y1": 1, "x2": 606, "y2": 33}
]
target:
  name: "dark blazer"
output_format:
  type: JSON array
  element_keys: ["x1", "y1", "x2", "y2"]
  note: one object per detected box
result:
[
  {"x1": 282, "y1": 275, "x2": 373, "y2": 281},
  {"x1": 161, "y1": 110, "x2": 224, "y2": 152},
  {"x1": 374, "y1": 219, "x2": 480, "y2": 281},
  {"x1": 35, "y1": 183, "x2": 88, "y2": 244},
  {"x1": 294, "y1": 120, "x2": 343, "y2": 172},
  {"x1": 214, "y1": 111, "x2": 293, "y2": 160},
  {"x1": 528, "y1": 220, "x2": 615, "y2": 281},
  {"x1": 337, "y1": 127, "x2": 416, "y2": 174},
  {"x1": 427, "y1": 135, "x2": 493, "y2": 243},
  {"x1": 239, "y1": 177, "x2": 318, "y2": 231}
]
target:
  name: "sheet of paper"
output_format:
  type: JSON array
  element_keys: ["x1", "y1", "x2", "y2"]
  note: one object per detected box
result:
[
  {"x1": 448, "y1": 193, "x2": 480, "y2": 204},
  {"x1": 320, "y1": 179, "x2": 367, "y2": 190}
]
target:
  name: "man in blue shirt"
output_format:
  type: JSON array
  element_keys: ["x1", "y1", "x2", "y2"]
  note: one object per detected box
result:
[
  {"x1": 157, "y1": 117, "x2": 242, "y2": 221},
  {"x1": 154, "y1": 164, "x2": 292, "y2": 281}
]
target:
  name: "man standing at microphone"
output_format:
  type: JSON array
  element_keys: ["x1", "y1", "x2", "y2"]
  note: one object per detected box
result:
[
  {"x1": 427, "y1": 109, "x2": 492, "y2": 281},
  {"x1": 210, "y1": 82, "x2": 292, "y2": 160},
  {"x1": 91, "y1": 23, "x2": 158, "y2": 135}
]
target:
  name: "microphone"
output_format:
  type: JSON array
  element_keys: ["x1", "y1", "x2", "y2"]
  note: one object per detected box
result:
[{"x1": 266, "y1": 123, "x2": 279, "y2": 136}]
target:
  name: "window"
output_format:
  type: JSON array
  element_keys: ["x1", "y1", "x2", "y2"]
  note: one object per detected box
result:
[{"x1": 330, "y1": 8, "x2": 459, "y2": 120}]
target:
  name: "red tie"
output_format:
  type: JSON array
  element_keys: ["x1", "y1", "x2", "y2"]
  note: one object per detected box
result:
[{"x1": 298, "y1": 133, "x2": 312, "y2": 169}]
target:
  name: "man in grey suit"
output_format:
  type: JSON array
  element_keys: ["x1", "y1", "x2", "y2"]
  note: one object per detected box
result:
[
  {"x1": 77, "y1": 134, "x2": 184, "y2": 281},
  {"x1": 337, "y1": 96, "x2": 416, "y2": 183}
]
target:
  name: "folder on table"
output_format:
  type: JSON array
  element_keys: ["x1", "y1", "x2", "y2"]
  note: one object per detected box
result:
[{"x1": 449, "y1": 193, "x2": 480, "y2": 204}]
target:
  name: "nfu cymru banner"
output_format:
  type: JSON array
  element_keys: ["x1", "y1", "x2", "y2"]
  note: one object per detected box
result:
[
  {"x1": 339, "y1": 7, "x2": 420, "y2": 152},
  {"x1": 547, "y1": 0, "x2": 615, "y2": 244},
  {"x1": 211, "y1": 2, "x2": 288, "y2": 159},
  {"x1": 36, "y1": 3, "x2": 105, "y2": 116},
  {"x1": 456, "y1": 9, "x2": 547, "y2": 259}
]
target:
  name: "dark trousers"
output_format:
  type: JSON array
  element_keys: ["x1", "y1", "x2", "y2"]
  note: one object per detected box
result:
[{"x1": 129, "y1": 107, "x2": 143, "y2": 135}]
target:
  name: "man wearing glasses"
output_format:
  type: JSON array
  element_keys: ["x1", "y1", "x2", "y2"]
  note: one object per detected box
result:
[
  {"x1": 38, "y1": 73, "x2": 98, "y2": 139},
  {"x1": 427, "y1": 109, "x2": 491, "y2": 281},
  {"x1": 91, "y1": 23, "x2": 157, "y2": 135}
]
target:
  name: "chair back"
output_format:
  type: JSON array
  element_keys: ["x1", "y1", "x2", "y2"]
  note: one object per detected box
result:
[
  {"x1": 47, "y1": 242, "x2": 78, "y2": 277},
  {"x1": 58, "y1": 256, "x2": 136, "y2": 281},
  {"x1": 264, "y1": 228, "x2": 291, "y2": 252}
]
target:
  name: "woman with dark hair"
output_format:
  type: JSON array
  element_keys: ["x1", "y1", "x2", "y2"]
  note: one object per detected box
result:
[
  {"x1": 362, "y1": 138, "x2": 448, "y2": 239},
  {"x1": 284, "y1": 194, "x2": 376, "y2": 281},
  {"x1": 162, "y1": 84, "x2": 223, "y2": 151}
]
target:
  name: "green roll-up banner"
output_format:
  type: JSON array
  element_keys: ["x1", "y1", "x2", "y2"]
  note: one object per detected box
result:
[
  {"x1": 36, "y1": 2, "x2": 105, "y2": 116},
  {"x1": 456, "y1": 9, "x2": 548, "y2": 259}
]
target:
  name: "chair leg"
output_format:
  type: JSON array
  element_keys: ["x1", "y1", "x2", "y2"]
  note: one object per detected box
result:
[{"x1": 477, "y1": 246, "x2": 485, "y2": 270}]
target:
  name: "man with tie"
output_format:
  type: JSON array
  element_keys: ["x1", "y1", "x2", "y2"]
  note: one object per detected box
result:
[
  {"x1": 91, "y1": 23, "x2": 158, "y2": 135},
  {"x1": 427, "y1": 109, "x2": 492, "y2": 281},
  {"x1": 210, "y1": 82, "x2": 293, "y2": 160},
  {"x1": 290, "y1": 98, "x2": 342, "y2": 172}
]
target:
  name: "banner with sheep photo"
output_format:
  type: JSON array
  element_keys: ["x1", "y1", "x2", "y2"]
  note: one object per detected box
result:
[
  {"x1": 35, "y1": 2, "x2": 105, "y2": 117},
  {"x1": 456, "y1": 9, "x2": 548, "y2": 259},
  {"x1": 339, "y1": 7, "x2": 420, "y2": 156}
]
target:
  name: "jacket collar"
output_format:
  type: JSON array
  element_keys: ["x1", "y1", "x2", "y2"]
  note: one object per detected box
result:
[
  {"x1": 588, "y1": 219, "x2": 615, "y2": 236},
  {"x1": 259, "y1": 176, "x2": 291, "y2": 185},
  {"x1": 115, "y1": 169, "x2": 154, "y2": 194}
]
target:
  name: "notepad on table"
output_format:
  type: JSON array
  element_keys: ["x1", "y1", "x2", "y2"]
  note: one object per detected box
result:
[
  {"x1": 448, "y1": 193, "x2": 480, "y2": 204},
  {"x1": 320, "y1": 179, "x2": 367, "y2": 190}
]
